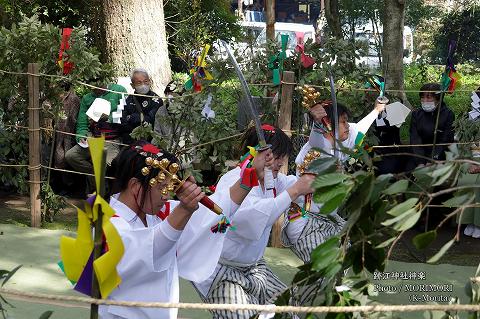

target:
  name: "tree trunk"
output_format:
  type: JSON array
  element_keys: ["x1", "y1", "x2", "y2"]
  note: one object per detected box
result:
[
  {"x1": 324, "y1": 0, "x2": 342, "y2": 39},
  {"x1": 88, "y1": 0, "x2": 106, "y2": 61},
  {"x1": 383, "y1": 0, "x2": 409, "y2": 106},
  {"x1": 101, "y1": 0, "x2": 171, "y2": 93}
]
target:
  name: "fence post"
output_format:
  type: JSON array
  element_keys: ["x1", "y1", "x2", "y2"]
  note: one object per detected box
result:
[
  {"x1": 28, "y1": 63, "x2": 41, "y2": 228},
  {"x1": 270, "y1": 71, "x2": 295, "y2": 248}
]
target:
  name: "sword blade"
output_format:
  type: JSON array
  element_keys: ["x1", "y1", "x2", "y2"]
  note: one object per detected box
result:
[
  {"x1": 328, "y1": 70, "x2": 339, "y2": 159},
  {"x1": 220, "y1": 40, "x2": 267, "y2": 148}
]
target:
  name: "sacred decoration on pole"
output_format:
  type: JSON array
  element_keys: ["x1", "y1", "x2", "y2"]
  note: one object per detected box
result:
[
  {"x1": 57, "y1": 28, "x2": 74, "y2": 75},
  {"x1": 432, "y1": 40, "x2": 460, "y2": 158},
  {"x1": 58, "y1": 137, "x2": 125, "y2": 318},
  {"x1": 267, "y1": 34, "x2": 289, "y2": 86},
  {"x1": 295, "y1": 32, "x2": 315, "y2": 68},
  {"x1": 184, "y1": 44, "x2": 214, "y2": 92}
]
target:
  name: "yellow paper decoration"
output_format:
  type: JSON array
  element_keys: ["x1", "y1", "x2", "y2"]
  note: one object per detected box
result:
[
  {"x1": 59, "y1": 205, "x2": 93, "y2": 282},
  {"x1": 247, "y1": 146, "x2": 257, "y2": 158},
  {"x1": 59, "y1": 136, "x2": 125, "y2": 299}
]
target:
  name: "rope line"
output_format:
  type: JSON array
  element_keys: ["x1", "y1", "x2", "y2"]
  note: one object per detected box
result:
[
  {"x1": 3, "y1": 124, "x2": 129, "y2": 148},
  {"x1": 0, "y1": 69, "x2": 202, "y2": 100},
  {"x1": 41, "y1": 165, "x2": 116, "y2": 180},
  {"x1": 0, "y1": 68, "x2": 477, "y2": 95},
  {"x1": 1, "y1": 288, "x2": 480, "y2": 313},
  {"x1": 0, "y1": 164, "x2": 29, "y2": 168},
  {"x1": 5, "y1": 122, "x2": 480, "y2": 151},
  {"x1": 178, "y1": 133, "x2": 245, "y2": 153},
  {"x1": 251, "y1": 80, "x2": 478, "y2": 94}
]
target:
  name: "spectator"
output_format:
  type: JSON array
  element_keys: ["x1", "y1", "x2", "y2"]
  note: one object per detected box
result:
[
  {"x1": 65, "y1": 76, "x2": 127, "y2": 197},
  {"x1": 409, "y1": 82, "x2": 455, "y2": 168},
  {"x1": 54, "y1": 81, "x2": 80, "y2": 169},
  {"x1": 365, "y1": 74, "x2": 406, "y2": 174},
  {"x1": 121, "y1": 68, "x2": 170, "y2": 144}
]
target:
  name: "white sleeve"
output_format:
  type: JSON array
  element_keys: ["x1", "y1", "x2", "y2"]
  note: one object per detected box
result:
[
  {"x1": 353, "y1": 109, "x2": 380, "y2": 135},
  {"x1": 211, "y1": 168, "x2": 241, "y2": 217},
  {"x1": 175, "y1": 168, "x2": 244, "y2": 282},
  {"x1": 175, "y1": 194, "x2": 231, "y2": 282},
  {"x1": 153, "y1": 220, "x2": 182, "y2": 263},
  {"x1": 231, "y1": 174, "x2": 297, "y2": 241},
  {"x1": 111, "y1": 219, "x2": 179, "y2": 276}
]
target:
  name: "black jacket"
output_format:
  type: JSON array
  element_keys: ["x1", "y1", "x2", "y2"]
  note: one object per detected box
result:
[
  {"x1": 409, "y1": 102, "x2": 455, "y2": 166},
  {"x1": 121, "y1": 91, "x2": 163, "y2": 144}
]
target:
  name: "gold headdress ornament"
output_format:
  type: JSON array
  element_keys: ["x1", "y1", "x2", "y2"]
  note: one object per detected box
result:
[
  {"x1": 299, "y1": 85, "x2": 322, "y2": 109},
  {"x1": 298, "y1": 149, "x2": 322, "y2": 213},
  {"x1": 135, "y1": 145, "x2": 182, "y2": 196},
  {"x1": 297, "y1": 149, "x2": 322, "y2": 175},
  {"x1": 135, "y1": 143, "x2": 224, "y2": 216}
]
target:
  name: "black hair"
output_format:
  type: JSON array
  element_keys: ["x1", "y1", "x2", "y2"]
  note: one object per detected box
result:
[
  {"x1": 112, "y1": 140, "x2": 178, "y2": 212},
  {"x1": 240, "y1": 124, "x2": 293, "y2": 159},
  {"x1": 419, "y1": 83, "x2": 441, "y2": 99},
  {"x1": 60, "y1": 81, "x2": 72, "y2": 92},
  {"x1": 313, "y1": 101, "x2": 351, "y2": 135},
  {"x1": 322, "y1": 101, "x2": 351, "y2": 121}
]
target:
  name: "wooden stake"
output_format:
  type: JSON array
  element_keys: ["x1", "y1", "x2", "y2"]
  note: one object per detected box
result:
[
  {"x1": 237, "y1": 0, "x2": 243, "y2": 19},
  {"x1": 28, "y1": 63, "x2": 41, "y2": 228},
  {"x1": 270, "y1": 71, "x2": 295, "y2": 248},
  {"x1": 266, "y1": 0, "x2": 275, "y2": 42},
  {"x1": 90, "y1": 148, "x2": 107, "y2": 319}
]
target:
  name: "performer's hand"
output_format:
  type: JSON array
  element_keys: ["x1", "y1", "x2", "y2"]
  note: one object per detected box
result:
[
  {"x1": 176, "y1": 176, "x2": 204, "y2": 214},
  {"x1": 288, "y1": 174, "x2": 315, "y2": 200},
  {"x1": 255, "y1": 148, "x2": 273, "y2": 169},
  {"x1": 374, "y1": 98, "x2": 387, "y2": 113},
  {"x1": 251, "y1": 148, "x2": 273, "y2": 181},
  {"x1": 309, "y1": 103, "x2": 327, "y2": 123},
  {"x1": 99, "y1": 113, "x2": 110, "y2": 122}
]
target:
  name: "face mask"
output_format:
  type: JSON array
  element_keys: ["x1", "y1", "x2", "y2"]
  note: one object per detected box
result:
[
  {"x1": 135, "y1": 84, "x2": 150, "y2": 94},
  {"x1": 421, "y1": 101, "x2": 436, "y2": 112}
]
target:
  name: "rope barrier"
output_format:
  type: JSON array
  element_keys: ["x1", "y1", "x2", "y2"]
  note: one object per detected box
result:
[
  {"x1": 3, "y1": 124, "x2": 129, "y2": 148},
  {"x1": 41, "y1": 165, "x2": 116, "y2": 180},
  {"x1": 0, "y1": 68, "x2": 202, "y2": 100},
  {"x1": 253, "y1": 80, "x2": 478, "y2": 94},
  {"x1": 178, "y1": 133, "x2": 244, "y2": 153},
  {"x1": 0, "y1": 164, "x2": 29, "y2": 168},
  {"x1": 5, "y1": 121, "x2": 480, "y2": 153},
  {"x1": 1, "y1": 288, "x2": 480, "y2": 313},
  {"x1": 0, "y1": 68, "x2": 477, "y2": 95}
]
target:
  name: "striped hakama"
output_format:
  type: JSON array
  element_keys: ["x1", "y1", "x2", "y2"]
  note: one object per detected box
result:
[
  {"x1": 195, "y1": 259, "x2": 287, "y2": 319},
  {"x1": 282, "y1": 203, "x2": 345, "y2": 263},
  {"x1": 193, "y1": 168, "x2": 298, "y2": 319}
]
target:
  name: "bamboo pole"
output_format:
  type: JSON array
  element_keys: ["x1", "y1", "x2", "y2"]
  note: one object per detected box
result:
[
  {"x1": 28, "y1": 63, "x2": 41, "y2": 228},
  {"x1": 90, "y1": 148, "x2": 107, "y2": 319},
  {"x1": 271, "y1": 71, "x2": 295, "y2": 248}
]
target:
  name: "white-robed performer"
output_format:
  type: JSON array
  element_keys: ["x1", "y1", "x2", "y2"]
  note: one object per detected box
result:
[
  {"x1": 100, "y1": 141, "x2": 263, "y2": 319},
  {"x1": 282, "y1": 93, "x2": 386, "y2": 264},
  {"x1": 193, "y1": 125, "x2": 315, "y2": 319}
]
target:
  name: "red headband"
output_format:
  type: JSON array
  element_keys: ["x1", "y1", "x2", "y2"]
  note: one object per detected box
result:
[
  {"x1": 132, "y1": 144, "x2": 162, "y2": 157},
  {"x1": 261, "y1": 124, "x2": 276, "y2": 133}
]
